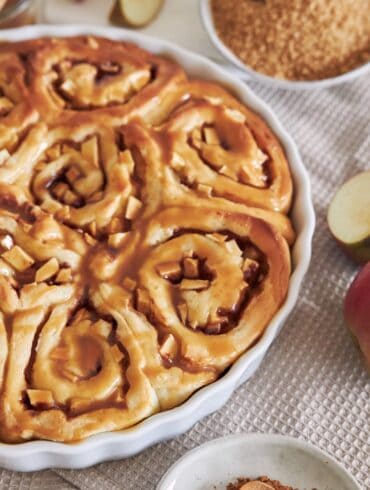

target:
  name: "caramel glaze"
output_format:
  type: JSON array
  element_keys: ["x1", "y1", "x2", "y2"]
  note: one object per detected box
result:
[
  {"x1": 155, "y1": 80, "x2": 293, "y2": 215},
  {"x1": 137, "y1": 230, "x2": 267, "y2": 334},
  {"x1": 93, "y1": 222, "x2": 270, "y2": 376},
  {"x1": 0, "y1": 36, "x2": 293, "y2": 442},
  {"x1": 0, "y1": 36, "x2": 186, "y2": 126},
  {"x1": 0, "y1": 199, "x2": 287, "y2": 437},
  {"x1": 22, "y1": 303, "x2": 130, "y2": 417},
  {"x1": 0, "y1": 194, "x2": 36, "y2": 223},
  {"x1": 0, "y1": 198, "x2": 130, "y2": 419}
]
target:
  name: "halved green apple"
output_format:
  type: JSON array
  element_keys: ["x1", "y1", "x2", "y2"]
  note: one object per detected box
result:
[
  {"x1": 110, "y1": 0, "x2": 164, "y2": 28},
  {"x1": 328, "y1": 171, "x2": 370, "y2": 263}
]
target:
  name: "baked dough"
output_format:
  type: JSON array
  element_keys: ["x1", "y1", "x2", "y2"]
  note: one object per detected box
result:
[{"x1": 0, "y1": 36, "x2": 293, "y2": 442}]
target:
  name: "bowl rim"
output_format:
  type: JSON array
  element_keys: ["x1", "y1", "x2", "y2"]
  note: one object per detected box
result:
[
  {"x1": 0, "y1": 24, "x2": 315, "y2": 471},
  {"x1": 157, "y1": 433, "x2": 362, "y2": 490},
  {"x1": 199, "y1": 0, "x2": 370, "y2": 90}
]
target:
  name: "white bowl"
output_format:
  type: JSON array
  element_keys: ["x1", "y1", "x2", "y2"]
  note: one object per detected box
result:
[
  {"x1": 200, "y1": 0, "x2": 370, "y2": 90},
  {"x1": 0, "y1": 24, "x2": 315, "y2": 471},
  {"x1": 157, "y1": 433, "x2": 361, "y2": 490}
]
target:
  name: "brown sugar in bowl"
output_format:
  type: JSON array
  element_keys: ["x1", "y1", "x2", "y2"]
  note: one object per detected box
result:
[{"x1": 200, "y1": 0, "x2": 370, "y2": 90}]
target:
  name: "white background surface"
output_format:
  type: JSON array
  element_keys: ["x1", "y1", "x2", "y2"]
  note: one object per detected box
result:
[{"x1": 43, "y1": 0, "x2": 220, "y2": 60}]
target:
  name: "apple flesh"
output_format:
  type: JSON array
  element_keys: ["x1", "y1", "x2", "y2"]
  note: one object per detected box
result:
[
  {"x1": 328, "y1": 171, "x2": 370, "y2": 263},
  {"x1": 110, "y1": 0, "x2": 164, "y2": 28},
  {"x1": 344, "y1": 262, "x2": 370, "y2": 368}
]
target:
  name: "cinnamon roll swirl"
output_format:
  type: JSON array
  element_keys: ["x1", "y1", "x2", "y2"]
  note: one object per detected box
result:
[{"x1": 0, "y1": 35, "x2": 295, "y2": 442}]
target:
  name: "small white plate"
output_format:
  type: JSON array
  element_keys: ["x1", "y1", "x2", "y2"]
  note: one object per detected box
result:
[
  {"x1": 200, "y1": 0, "x2": 370, "y2": 90},
  {"x1": 157, "y1": 433, "x2": 361, "y2": 490}
]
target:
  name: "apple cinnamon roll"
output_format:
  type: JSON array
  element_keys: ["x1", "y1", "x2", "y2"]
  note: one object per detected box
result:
[
  {"x1": 0, "y1": 296, "x2": 163, "y2": 442},
  {"x1": 122, "y1": 120, "x2": 295, "y2": 244},
  {"x1": 155, "y1": 81, "x2": 293, "y2": 215},
  {"x1": 94, "y1": 207, "x2": 291, "y2": 376},
  {"x1": 6, "y1": 36, "x2": 185, "y2": 126},
  {"x1": 0, "y1": 122, "x2": 162, "y2": 237}
]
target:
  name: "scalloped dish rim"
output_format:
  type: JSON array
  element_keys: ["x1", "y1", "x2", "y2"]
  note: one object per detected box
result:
[{"x1": 0, "y1": 24, "x2": 315, "y2": 472}]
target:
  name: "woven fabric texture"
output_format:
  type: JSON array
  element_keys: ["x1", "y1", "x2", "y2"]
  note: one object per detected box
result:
[{"x1": 2, "y1": 56, "x2": 369, "y2": 490}]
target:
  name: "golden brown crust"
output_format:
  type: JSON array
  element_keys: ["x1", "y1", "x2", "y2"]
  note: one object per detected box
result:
[
  {"x1": 0, "y1": 36, "x2": 186, "y2": 127},
  {"x1": 0, "y1": 50, "x2": 39, "y2": 150},
  {"x1": 122, "y1": 119, "x2": 295, "y2": 244},
  {"x1": 0, "y1": 36, "x2": 293, "y2": 443},
  {"x1": 156, "y1": 80, "x2": 293, "y2": 214}
]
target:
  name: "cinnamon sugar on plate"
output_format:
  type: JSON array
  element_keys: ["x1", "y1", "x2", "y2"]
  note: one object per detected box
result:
[
  {"x1": 227, "y1": 475, "x2": 297, "y2": 490},
  {"x1": 211, "y1": 0, "x2": 370, "y2": 81}
]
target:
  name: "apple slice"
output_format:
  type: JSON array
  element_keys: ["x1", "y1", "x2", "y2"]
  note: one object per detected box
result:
[
  {"x1": 328, "y1": 171, "x2": 370, "y2": 263},
  {"x1": 344, "y1": 262, "x2": 370, "y2": 368},
  {"x1": 110, "y1": 0, "x2": 164, "y2": 28}
]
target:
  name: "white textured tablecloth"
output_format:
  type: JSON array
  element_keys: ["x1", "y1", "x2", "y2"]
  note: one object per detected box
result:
[{"x1": 1, "y1": 1, "x2": 369, "y2": 489}]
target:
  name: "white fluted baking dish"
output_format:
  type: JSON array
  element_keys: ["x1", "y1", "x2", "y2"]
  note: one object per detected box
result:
[{"x1": 0, "y1": 24, "x2": 315, "y2": 471}]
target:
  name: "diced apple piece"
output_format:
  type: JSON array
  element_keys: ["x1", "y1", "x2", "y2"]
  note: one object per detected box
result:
[
  {"x1": 69, "y1": 397, "x2": 91, "y2": 413},
  {"x1": 35, "y1": 258, "x2": 59, "y2": 282},
  {"x1": 136, "y1": 288, "x2": 151, "y2": 314},
  {"x1": 183, "y1": 257, "x2": 199, "y2": 279},
  {"x1": 63, "y1": 189, "x2": 80, "y2": 206},
  {"x1": 119, "y1": 150, "x2": 135, "y2": 174},
  {"x1": 344, "y1": 262, "x2": 370, "y2": 368},
  {"x1": 27, "y1": 389, "x2": 55, "y2": 409},
  {"x1": 179, "y1": 279, "x2": 209, "y2": 291},
  {"x1": 125, "y1": 196, "x2": 142, "y2": 220},
  {"x1": 84, "y1": 233, "x2": 97, "y2": 246},
  {"x1": 197, "y1": 183, "x2": 213, "y2": 197},
  {"x1": 106, "y1": 217, "x2": 122, "y2": 234},
  {"x1": 0, "y1": 96, "x2": 14, "y2": 113},
  {"x1": 0, "y1": 148, "x2": 10, "y2": 165},
  {"x1": 55, "y1": 268, "x2": 72, "y2": 284},
  {"x1": 220, "y1": 164, "x2": 236, "y2": 178},
  {"x1": 46, "y1": 144, "x2": 61, "y2": 161},
  {"x1": 53, "y1": 182, "x2": 69, "y2": 200},
  {"x1": 328, "y1": 171, "x2": 370, "y2": 263},
  {"x1": 171, "y1": 153, "x2": 186, "y2": 170},
  {"x1": 206, "y1": 232, "x2": 227, "y2": 243},
  {"x1": 108, "y1": 232, "x2": 129, "y2": 248},
  {"x1": 0, "y1": 234, "x2": 13, "y2": 250},
  {"x1": 242, "y1": 257, "x2": 259, "y2": 272},
  {"x1": 225, "y1": 239, "x2": 243, "y2": 256},
  {"x1": 177, "y1": 303, "x2": 188, "y2": 323},
  {"x1": 2, "y1": 246, "x2": 34, "y2": 272},
  {"x1": 159, "y1": 334, "x2": 177, "y2": 359},
  {"x1": 156, "y1": 261, "x2": 182, "y2": 281},
  {"x1": 203, "y1": 127, "x2": 220, "y2": 145}
]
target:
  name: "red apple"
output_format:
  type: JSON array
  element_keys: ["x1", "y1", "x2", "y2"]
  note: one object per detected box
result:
[{"x1": 344, "y1": 262, "x2": 370, "y2": 368}]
